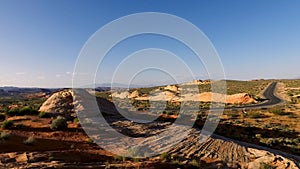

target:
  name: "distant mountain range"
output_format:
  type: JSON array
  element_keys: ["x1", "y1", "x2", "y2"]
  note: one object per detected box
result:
[
  {"x1": 82, "y1": 83, "x2": 158, "y2": 90},
  {"x1": 96, "y1": 83, "x2": 154, "y2": 88},
  {"x1": 0, "y1": 83, "x2": 151, "y2": 94},
  {"x1": 0, "y1": 80, "x2": 200, "y2": 92},
  {"x1": 0, "y1": 87, "x2": 57, "y2": 94}
]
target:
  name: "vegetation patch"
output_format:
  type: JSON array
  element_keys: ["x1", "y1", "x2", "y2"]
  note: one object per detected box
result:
[
  {"x1": 7, "y1": 106, "x2": 39, "y2": 116},
  {"x1": 189, "y1": 159, "x2": 202, "y2": 168},
  {"x1": 50, "y1": 116, "x2": 67, "y2": 130},
  {"x1": 245, "y1": 111, "x2": 268, "y2": 118},
  {"x1": 226, "y1": 80, "x2": 271, "y2": 96},
  {"x1": 226, "y1": 110, "x2": 240, "y2": 118},
  {"x1": 270, "y1": 108, "x2": 292, "y2": 116},
  {"x1": 259, "y1": 162, "x2": 275, "y2": 169},
  {"x1": 114, "y1": 155, "x2": 126, "y2": 162},
  {"x1": 0, "y1": 131, "x2": 10, "y2": 140},
  {"x1": 0, "y1": 113, "x2": 6, "y2": 121},
  {"x1": 86, "y1": 137, "x2": 94, "y2": 144},
  {"x1": 1, "y1": 120, "x2": 14, "y2": 129},
  {"x1": 24, "y1": 136, "x2": 36, "y2": 145},
  {"x1": 259, "y1": 138, "x2": 279, "y2": 146},
  {"x1": 73, "y1": 117, "x2": 79, "y2": 123},
  {"x1": 39, "y1": 111, "x2": 51, "y2": 118},
  {"x1": 160, "y1": 152, "x2": 170, "y2": 161}
]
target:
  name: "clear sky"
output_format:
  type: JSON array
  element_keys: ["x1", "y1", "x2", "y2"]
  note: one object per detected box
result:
[{"x1": 0, "y1": 0, "x2": 300, "y2": 87}]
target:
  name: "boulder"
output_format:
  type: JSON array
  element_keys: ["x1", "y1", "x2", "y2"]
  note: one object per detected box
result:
[{"x1": 39, "y1": 90, "x2": 74, "y2": 115}]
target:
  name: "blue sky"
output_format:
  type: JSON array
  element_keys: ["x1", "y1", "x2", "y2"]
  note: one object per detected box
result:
[{"x1": 0, "y1": 0, "x2": 300, "y2": 87}]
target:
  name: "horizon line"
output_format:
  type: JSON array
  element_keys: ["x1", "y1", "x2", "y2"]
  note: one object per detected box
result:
[{"x1": 1, "y1": 78, "x2": 299, "y2": 89}]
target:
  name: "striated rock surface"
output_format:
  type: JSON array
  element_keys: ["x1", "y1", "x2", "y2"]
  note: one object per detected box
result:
[{"x1": 1, "y1": 125, "x2": 298, "y2": 169}]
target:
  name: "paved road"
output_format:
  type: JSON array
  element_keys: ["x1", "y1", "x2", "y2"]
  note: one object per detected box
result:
[{"x1": 232, "y1": 82, "x2": 284, "y2": 109}]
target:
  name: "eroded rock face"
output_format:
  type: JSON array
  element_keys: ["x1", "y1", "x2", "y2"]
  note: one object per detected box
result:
[
  {"x1": 128, "y1": 90, "x2": 139, "y2": 99},
  {"x1": 226, "y1": 93, "x2": 255, "y2": 104},
  {"x1": 39, "y1": 90, "x2": 74, "y2": 114},
  {"x1": 198, "y1": 92, "x2": 256, "y2": 104},
  {"x1": 182, "y1": 79, "x2": 211, "y2": 85},
  {"x1": 110, "y1": 91, "x2": 129, "y2": 99},
  {"x1": 121, "y1": 91, "x2": 256, "y2": 104},
  {"x1": 109, "y1": 81, "x2": 257, "y2": 104},
  {"x1": 164, "y1": 85, "x2": 180, "y2": 93}
]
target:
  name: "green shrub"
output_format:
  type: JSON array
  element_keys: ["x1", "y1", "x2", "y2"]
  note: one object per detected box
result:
[
  {"x1": 132, "y1": 157, "x2": 139, "y2": 162},
  {"x1": 128, "y1": 147, "x2": 138, "y2": 157},
  {"x1": 7, "y1": 108, "x2": 20, "y2": 116},
  {"x1": 245, "y1": 111, "x2": 267, "y2": 118},
  {"x1": 1, "y1": 120, "x2": 14, "y2": 129},
  {"x1": 287, "y1": 113, "x2": 297, "y2": 118},
  {"x1": 50, "y1": 116, "x2": 67, "y2": 130},
  {"x1": 7, "y1": 107, "x2": 39, "y2": 116},
  {"x1": 24, "y1": 136, "x2": 36, "y2": 145},
  {"x1": 259, "y1": 162, "x2": 275, "y2": 169},
  {"x1": 160, "y1": 152, "x2": 170, "y2": 160},
  {"x1": 270, "y1": 109, "x2": 290, "y2": 115},
  {"x1": 255, "y1": 134, "x2": 262, "y2": 138},
  {"x1": 190, "y1": 159, "x2": 202, "y2": 167},
  {"x1": 170, "y1": 159, "x2": 181, "y2": 165},
  {"x1": 19, "y1": 107, "x2": 39, "y2": 115},
  {"x1": 227, "y1": 112, "x2": 240, "y2": 118},
  {"x1": 290, "y1": 98, "x2": 297, "y2": 104},
  {"x1": 73, "y1": 118, "x2": 79, "y2": 123},
  {"x1": 260, "y1": 138, "x2": 279, "y2": 146},
  {"x1": 0, "y1": 131, "x2": 10, "y2": 140},
  {"x1": 0, "y1": 113, "x2": 6, "y2": 121},
  {"x1": 39, "y1": 112, "x2": 50, "y2": 118},
  {"x1": 86, "y1": 138, "x2": 94, "y2": 144},
  {"x1": 114, "y1": 155, "x2": 126, "y2": 162},
  {"x1": 114, "y1": 155, "x2": 123, "y2": 161},
  {"x1": 15, "y1": 123, "x2": 25, "y2": 129},
  {"x1": 293, "y1": 138, "x2": 300, "y2": 144},
  {"x1": 48, "y1": 156, "x2": 55, "y2": 161}
]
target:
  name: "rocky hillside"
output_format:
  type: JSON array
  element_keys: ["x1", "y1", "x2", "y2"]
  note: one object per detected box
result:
[
  {"x1": 32, "y1": 89, "x2": 299, "y2": 168},
  {"x1": 111, "y1": 88, "x2": 256, "y2": 104}
]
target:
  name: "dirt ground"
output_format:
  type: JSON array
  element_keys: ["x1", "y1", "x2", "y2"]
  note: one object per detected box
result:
[{"x1": 0, "y1": 80, "x2": 299, "y2": 168}]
